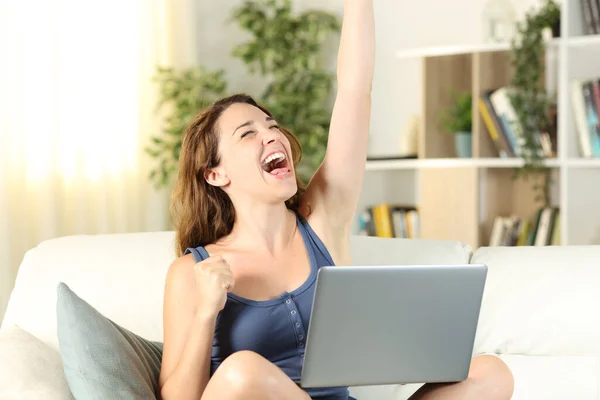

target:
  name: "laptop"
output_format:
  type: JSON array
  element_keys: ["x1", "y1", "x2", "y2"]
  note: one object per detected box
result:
[{"x1": 298, "y1": 264, "x2": 488, "y2": 388}]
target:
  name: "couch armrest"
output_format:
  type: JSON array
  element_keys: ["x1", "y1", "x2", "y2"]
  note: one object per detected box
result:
[{"x1": 0, "y1": 325, "x2": 72, "y2": 399}]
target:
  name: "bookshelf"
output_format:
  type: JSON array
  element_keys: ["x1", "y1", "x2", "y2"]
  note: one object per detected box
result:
[{"x1": 357, "y1": 0, "x2": 600, "y2": 248}]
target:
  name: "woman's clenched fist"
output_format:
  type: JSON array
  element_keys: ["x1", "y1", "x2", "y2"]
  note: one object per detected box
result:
[{"x1": 193, "y1": 255, "x2": 235, "y2": 315}]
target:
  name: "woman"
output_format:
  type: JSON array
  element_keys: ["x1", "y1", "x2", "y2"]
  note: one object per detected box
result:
[{"x1": 158, "y1": 1, "x2": 514, "y2": 399}]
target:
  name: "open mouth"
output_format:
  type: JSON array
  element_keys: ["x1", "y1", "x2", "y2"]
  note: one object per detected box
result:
[{"x1": 261, "y1": 151, "x2": 291, "y2": 176}]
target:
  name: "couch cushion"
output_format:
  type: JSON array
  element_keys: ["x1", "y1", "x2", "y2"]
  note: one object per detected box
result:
[
  {"x1": 351, "y1": 354, "x2": 600, "y2": 400},
  {"x1": 0, "y1": 325, "x2": 72, "y2": 400},
  {"x1": 2, "y1": 231, "x2": 471, "y2": 352},
  {"x1": 350, "y1": 236, "x2": 472, "y2": 266},
  {"x1": 1, "y1": 231, "x2": 177, "y2": 350},
  {"x1": 472, "y1": 245, "x2": 600, "y2": 356},
  {"x1": 497, "y1": 354, "x2": 600, "y2": 400},
  {"x1": 56, "y1": 282, "x2": 162, "y2": 400}
]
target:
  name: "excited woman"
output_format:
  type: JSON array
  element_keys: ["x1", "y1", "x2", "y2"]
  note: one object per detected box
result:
[{"x1": 158, "y1": 1, "x2": 514, "y2": 399}]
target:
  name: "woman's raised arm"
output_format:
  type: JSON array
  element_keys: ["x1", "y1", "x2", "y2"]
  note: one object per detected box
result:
[{"x1": 305, "y1": 0, "x2": 375, "y2": 229}]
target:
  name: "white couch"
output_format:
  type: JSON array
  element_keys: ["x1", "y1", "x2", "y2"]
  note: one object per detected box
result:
[{"x1": 2, "y1": 231, "x2": 600, "y2": 399}]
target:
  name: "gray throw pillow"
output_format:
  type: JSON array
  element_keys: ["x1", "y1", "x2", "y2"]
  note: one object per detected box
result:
[{"x1": 56, "y1": 282, "x2": 163, "y2": 400}]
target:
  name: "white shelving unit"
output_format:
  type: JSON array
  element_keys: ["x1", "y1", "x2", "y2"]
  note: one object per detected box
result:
[
  {"x1": 357, "y1": 0, "x2": 600, "y2": 247},
  {"x1": 365, "y1": 158, "x2": 562, "y2": 171}
]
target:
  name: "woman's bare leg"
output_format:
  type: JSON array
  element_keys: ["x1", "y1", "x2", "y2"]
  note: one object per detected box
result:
[
  {"x1": 201, "y1": 350, "x2": 311, "y2": 400},
  {"x1": 408, "y1": 355, "x2": 514, "y2": 400}
]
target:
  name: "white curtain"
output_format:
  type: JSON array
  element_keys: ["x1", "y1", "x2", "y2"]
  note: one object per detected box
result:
[{"x1": 0, "y1": 0, "x2": 199, "y2": 318}]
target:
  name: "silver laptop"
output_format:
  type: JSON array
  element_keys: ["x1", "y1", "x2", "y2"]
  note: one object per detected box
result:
[{"x1": 299, "y1": 264, "x2": 487, "y2": 388}]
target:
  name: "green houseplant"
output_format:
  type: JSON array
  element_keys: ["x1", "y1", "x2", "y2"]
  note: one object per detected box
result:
[
  {"x1": 509, "y1": 0, "x2": 560, "y2": 206},
  {"x1": 146, "y1": 66, "x2": 228, "y2": 188},
  {"x1": 440, "y1": 91, "x2": 473, "y2": 158},
  {"x1": 146, "y1": 0, "x2": 340, "y2": 188},
  {"x1": 231, "y1": 0, "x2": 341, "y2": 181}
]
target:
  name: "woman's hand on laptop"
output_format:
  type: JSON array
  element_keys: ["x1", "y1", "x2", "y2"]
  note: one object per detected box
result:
[{"x1": 193, "y1": 255, "x2": 235, "y2": 316}]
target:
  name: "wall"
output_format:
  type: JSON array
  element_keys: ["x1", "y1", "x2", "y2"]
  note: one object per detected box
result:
[
  {"x1": 371, "y1": 0, "x2": 556, "y2": 157},
  {"x1": 188, "y1": 0, "x2": 553, "y2": 158},
  {"x1": 159, "y1": 0, "x2": 559, "y2": 234}
]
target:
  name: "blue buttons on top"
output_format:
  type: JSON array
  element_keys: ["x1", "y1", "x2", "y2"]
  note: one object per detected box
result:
[{"x1": 284, "y1": 296, "x2": 307, "y2": 349}]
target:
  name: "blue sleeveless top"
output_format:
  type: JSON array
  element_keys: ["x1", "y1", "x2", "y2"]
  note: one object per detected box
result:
[{"x1": 184, "y1": 213, "x2": 355, "y2": 400}]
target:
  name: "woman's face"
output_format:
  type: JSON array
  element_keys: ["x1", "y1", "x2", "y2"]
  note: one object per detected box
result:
[{"x1": 206, "y1": 102, "x2": 298, "y2": 204}]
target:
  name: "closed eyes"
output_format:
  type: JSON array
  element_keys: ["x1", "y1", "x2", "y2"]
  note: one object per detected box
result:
[{"x1": 240, "y1": 125, "x2": 280, "y2": 138}]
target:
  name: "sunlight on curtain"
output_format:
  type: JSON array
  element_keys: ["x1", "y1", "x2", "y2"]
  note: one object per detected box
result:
[
  {"x1": 0, "y1": 0, "x2": 196, "y2": 318},
  {"x1": 14, "y1": 3, "x2": 139, "y2": 184}
]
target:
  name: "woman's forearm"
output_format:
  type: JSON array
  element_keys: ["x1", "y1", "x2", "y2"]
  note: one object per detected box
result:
[
  {"x1": 337, "y1": 0, "x2": 375, "y2": 94},
  {"x1": 160, "y1": 312, "x2": 217, "y2": 400}
]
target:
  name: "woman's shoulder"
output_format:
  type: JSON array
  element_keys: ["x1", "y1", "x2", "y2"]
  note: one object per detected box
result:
[
  {"x1": 300, "y1": 208, "x2": 351, "y2": 266},
  {"x1": 163, "y1": 253, "x2": 197, "y2": 301},
  {"x1": 168, "y1": 253, "x2": 197, "y2": 275}
]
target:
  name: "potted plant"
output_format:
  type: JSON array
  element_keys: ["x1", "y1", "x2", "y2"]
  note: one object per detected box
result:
[
  {"x1": 145, "y1": 0, "x2": 340, "y2": 188},
  {"x1": 231, "y1": 0, "x2": 340, "y2": 182},
  {"x1": 145, "y1": 66, "x2": 228, "y2": 189},
  {"x1": 440, "y1": 91, "x2": 473, "y2": 158},
  {"x1": 509, "y1": 0, "x2": 560, "y2": 207}
]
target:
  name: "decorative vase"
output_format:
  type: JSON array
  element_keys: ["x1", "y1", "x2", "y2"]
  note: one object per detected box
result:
[
  {"x1": 454, "y1": 132, "x2": 472, "y2": 158},
  {"x1": 482, "y1": 0, "x2": 517, "y2": 43},
  {"x1": 399, "y1": 114, "x2": 420, "y2": 156}
]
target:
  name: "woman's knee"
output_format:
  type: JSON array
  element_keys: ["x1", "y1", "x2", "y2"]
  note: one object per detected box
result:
[
  {"x1": 215, "y1": 350, "x2": 270, "y2": 392},
  {"x1": 469, "y1": 355, "x2": 514, "y2": 399},
  {"x1": 208, "y1": 351, "x2": 310, "y2": 400}
]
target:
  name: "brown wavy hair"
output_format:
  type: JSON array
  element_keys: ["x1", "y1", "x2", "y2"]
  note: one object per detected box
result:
[{"x1": 170, "y1": 93, "x2": 307, "y2": 257}]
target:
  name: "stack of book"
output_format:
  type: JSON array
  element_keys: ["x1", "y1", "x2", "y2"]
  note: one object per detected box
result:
[
  {"x1": 356, "y1": 204, "x2": 419, "y2": 239},
  {"x1": 580, "y1": 0, "x2": 600, "y2": 34},
  {"x1": 489, "y1": 207, "x2": 560, "y2": 246},
  {"x1": 570, "y1": 77, "x2": 600, "y2": 158},
  {"x1": 478, "y1": 87, "x2": 556, "y2": 159}
]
